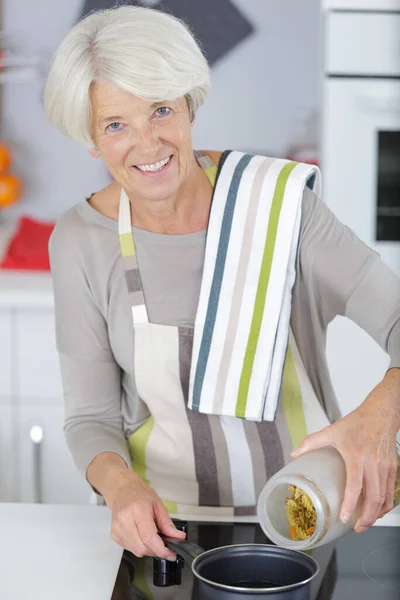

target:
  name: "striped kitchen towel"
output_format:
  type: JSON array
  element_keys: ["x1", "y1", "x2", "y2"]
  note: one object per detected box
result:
[{"x1": 188, "y1": 151, "x2": 321, "y2": 421}]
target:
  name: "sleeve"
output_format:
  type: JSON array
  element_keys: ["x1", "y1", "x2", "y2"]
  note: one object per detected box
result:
[
  {"x1": 299, "y1": 187, "x2": 400, "y2": 369},
  {"x1": 49, "y1": 217, "x2": 132, "y2": 479}
]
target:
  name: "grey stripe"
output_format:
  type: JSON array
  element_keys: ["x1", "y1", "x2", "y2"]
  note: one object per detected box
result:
[
  {"x1": 213, "y1": 157, "x2": 276, "y2": 413},
  {"x1": 274, "y1": 392, "x2": 294, "y2": 465},
  {"x1": 126, "y1": 268, "x2": 142, "y2": 293},
  {"x1": 234, "y1": 505, "x2": 257, "y2": 516},
  {"x1": 208, "y1": 416, "x2": 234, "y2": 507},
  {"x1": 178, "y1": 327, "x2": 220, "y2": 507},
  {"x1": 256, "y1": 420, "x2": 285, "y2": 479},
  {"x1": 194, "y1": 149, "x2": 215, "y2": 169},
  {"x1": 242, "y1": 419, "x2": 268, "y2": 501}
]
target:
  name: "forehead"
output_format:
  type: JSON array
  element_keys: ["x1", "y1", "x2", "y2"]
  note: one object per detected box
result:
[
  {"x1": 90, "y1": 80, "x2": 149, "y2": 116},
  {"x1": 90, "y1": 80, "x2": 183, "y2": 123}
]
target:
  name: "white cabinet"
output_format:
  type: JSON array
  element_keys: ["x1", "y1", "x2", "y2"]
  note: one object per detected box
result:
[
  {"x1": 322, "y1": 11, "x2": 400, "y2": 420},
  {"x1": 16, "y1": 309, "x2": 63, "y2": 403},
  {"x1": 0, "y1": 311, "x2": 12, "y2": 397},
  {"x1": 0, "y1": 289, "x2": 90, "y2": 504},
  {"x1": 322, "y1": 78, "x2": 400, "y2": 269},
  {"x1": 325, "y1": 12, "x2": 400, "y2": 77},
  {"x1": 326, "y1": 317, "x2": 389, "y2": 416},
  {"x1": 0, "y1": 404, "x2": 14, "y2": 501},
  {"x1": 17, "y1": 405, "x2": 90, "y2": 504},
  {"x1": 323, "y1": 0, "x2": 400, "y2": 10}
]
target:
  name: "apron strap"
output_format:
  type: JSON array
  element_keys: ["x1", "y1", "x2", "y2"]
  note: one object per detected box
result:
[{"x1": 118, "y1": 151, "x2": 217, "y2": 326}]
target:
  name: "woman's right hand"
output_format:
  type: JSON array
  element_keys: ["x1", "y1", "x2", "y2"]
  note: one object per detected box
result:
[{"x1": 107, "y1": 470, "x2": 186, "y2": 560}]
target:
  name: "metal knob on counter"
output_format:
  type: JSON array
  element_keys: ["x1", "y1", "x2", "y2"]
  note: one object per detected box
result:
[{"x1": 30, "y1": 425, "x2": 43, "y2": 504}]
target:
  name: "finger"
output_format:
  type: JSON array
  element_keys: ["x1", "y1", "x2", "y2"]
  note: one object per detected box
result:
[
  {"x1": 154, "y1": 501, "x2": 186, "y2": 539},
  {"x1": 111, "y1": 515, "x2": 157, "y2": 558},
  {"x1": 135, "y1": 507, "x2": 176, "y2": 560},
  {"x1": 123, "y1": 519, "x2": 158, "y2": 558},
  {"x1": 379, "y1": 460, "x2": 397, "y2": 517},
  {"x1": 340, "y1": 456, "x2": 363, "y2": 524},
  {"x1": 290, "y1": 428, "x2": 332, "y2": 458},
  {"x1": 355, "y1": 462, "x2": 383, "y2": 532}
]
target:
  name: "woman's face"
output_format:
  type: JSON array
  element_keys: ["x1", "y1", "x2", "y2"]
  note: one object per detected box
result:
[{"x1": 90, "y1": 80, "x2": 195, "y2": 203}]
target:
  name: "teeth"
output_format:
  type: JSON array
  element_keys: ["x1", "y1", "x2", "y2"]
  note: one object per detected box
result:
[{"x1": 137, "y1": 156, "x2": 171, "y2": 172}]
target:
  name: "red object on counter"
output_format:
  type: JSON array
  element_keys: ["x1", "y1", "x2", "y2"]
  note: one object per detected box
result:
[{"x1": 0, "y1": 216, "x2": 55, "y2": 271}]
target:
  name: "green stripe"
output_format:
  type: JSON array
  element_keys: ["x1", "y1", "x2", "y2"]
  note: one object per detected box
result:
[
  {"x1": 205, "y1": 165, "x2": 218, "y2": 187},
  {"x1": 236, "y1": 162, "x2": 297, "y2": 417},
  {"x1": 128, "y1": 417, "x2": 154, "y2": 484},
  {"x1": 128, "y1": 418, "x2": 178, "y2": 513},
  {"x1": 161, "y1": 498, "x2": 178, "y2": 513},
  {"x1": 282, "y1": 345, "x2": 307, "y2": 448},
  {"x1": 119, "y1": 232, "x2": 135, "y2": 257}
]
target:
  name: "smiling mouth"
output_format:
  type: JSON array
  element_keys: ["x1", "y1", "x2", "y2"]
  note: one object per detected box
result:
[{"x1": 134, "y1": 155, "x2": 172, "y2": 173}]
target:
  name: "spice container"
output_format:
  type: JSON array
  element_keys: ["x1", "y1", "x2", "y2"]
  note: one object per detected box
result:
[{"x1": 257, "y1": 445, "x2": 400, "y2": 551}]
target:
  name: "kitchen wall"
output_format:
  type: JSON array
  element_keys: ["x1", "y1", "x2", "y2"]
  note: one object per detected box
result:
[{"x1": 2, "y1": 0, "x2": 321, "y2": 221}]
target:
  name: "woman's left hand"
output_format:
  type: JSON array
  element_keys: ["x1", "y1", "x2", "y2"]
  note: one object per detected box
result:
[{"x1": 290, "y1": 368, "x2": 400, "y2": 533}]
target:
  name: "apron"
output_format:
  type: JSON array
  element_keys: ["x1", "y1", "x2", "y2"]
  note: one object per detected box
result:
[{"x1": 118, "y1": 151, "x2": 330, "y2": 519}]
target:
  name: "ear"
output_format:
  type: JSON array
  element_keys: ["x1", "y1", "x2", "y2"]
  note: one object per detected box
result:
[
  {"x1": 190, "y1": 115, "x2": 196, "y2": 127},
  {"x1": 89, "y1": 148, "x2": 100, "y2": 158}
]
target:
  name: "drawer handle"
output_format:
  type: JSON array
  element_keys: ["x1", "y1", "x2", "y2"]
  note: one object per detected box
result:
[
  {"x1": 30, "y1": 426, "x2": 43, "y2": 504},
  {"x1": 357, "y1": 94, "x2": 400, "y2": 114}
]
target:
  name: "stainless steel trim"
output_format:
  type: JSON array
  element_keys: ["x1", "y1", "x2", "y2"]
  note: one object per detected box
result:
[
  {"x1": 191, "y1": 543, "x2": 320, "y2": 593},
  {"x1": 30, "y1": 426, "x2": 43, "y2": 504}
]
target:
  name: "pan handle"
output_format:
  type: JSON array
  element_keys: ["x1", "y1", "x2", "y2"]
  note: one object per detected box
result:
[{"x1": 161, "y1": 536, "x2": 205, "y2": 566}]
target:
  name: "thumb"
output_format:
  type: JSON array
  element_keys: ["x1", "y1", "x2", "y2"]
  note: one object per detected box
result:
[
  {"x1": 154, "y1": 502, "x2": 186, "y2": 539},
  {"x1": 290, "y1": 430, "x2": 330, "y2": 459}
]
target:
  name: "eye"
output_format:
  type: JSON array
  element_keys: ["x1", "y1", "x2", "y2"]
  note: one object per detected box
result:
[
  {"x1": 154, "y1": 106, "x2": 172, "y2": 119},
  {"x1": 105, "y1": 122, "x2": 125, "y2": 133}
]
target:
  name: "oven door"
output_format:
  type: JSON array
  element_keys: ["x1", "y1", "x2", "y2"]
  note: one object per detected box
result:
[{"x1": 322, "y1": 77, "x2": 400, "y2": 267}]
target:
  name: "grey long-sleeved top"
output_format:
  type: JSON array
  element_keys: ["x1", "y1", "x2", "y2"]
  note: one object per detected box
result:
[{"x1": 49, "y1": 186, "x2": 400, "y2": 477}]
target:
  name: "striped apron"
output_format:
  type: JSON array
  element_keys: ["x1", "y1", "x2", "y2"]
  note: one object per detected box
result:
[{"x1": 118, "y1": 151, "x2": 330, "y2": 518}]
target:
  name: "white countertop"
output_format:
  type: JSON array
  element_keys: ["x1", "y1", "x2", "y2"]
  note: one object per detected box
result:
[
  {"x1": 0, "y1": 270, "x2": 54, "y2": 308},
  {"x1": 0, "y1": 503, "x2": 123, "y2": 600},
  {"x1": 0, "y1": 502, "x2": 398, "y2": 600}
]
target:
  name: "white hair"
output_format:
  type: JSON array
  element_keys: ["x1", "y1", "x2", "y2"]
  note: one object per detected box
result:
[{"x1": 43, "y1": 5, "x2": 210, "y2": 148}]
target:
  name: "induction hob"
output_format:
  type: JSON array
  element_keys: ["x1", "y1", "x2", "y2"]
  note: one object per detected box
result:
[{"x1": 110, "y1": 521, "x2": 400, "y2": 600}]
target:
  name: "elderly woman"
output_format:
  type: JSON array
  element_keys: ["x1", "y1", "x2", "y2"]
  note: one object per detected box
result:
[{"x1": 44, "y1": 6, "x2": 400, "y2": 562}]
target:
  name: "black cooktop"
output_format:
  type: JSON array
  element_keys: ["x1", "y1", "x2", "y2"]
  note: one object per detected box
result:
[{"x1": 111, "y1": 522, "x2": 400, "y2": 600}]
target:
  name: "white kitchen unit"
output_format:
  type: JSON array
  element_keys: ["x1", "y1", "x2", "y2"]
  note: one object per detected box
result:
[
  {"x1": 321, "y1": 5, "x2": 400, "y2": 524},
  {"x1": 321, "y1": 6, "x2": 400, "y2": 415},
  {"x1": 0, "y1": 406, "x2": 13, "y2": 501},
  {"x1": 0, "y1": 271, "x2": 90, "y2": 503},
  {"x1": 0, "y1": 310, "x2": 12, "y2": 397},
  {"x1": 0, "y1": 503, "x2": 122, "y2": 600}
]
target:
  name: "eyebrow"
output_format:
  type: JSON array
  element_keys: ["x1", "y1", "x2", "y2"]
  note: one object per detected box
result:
[{"x1": 98, "y1": 101, "x2": 172, "y2": 125}]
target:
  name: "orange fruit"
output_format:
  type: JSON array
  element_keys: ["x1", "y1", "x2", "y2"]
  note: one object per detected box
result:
[
  {"x1": 0, "y1": 173, "x2": 22, "y2": 207},
  {"x1": 0, "y1": 142, "x2": 12, "y2": 173}
]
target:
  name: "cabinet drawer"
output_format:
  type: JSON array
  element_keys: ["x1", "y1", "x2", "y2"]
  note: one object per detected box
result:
[
  {"x1": 323, "y1": 0, "x2": 400, "y2": 9},
  {"x1": 325, "y1": 12, "x2": 400, "y2": 76},
  {"x1": 16, "y1": 310, "x2": 63, "y2": 403},
  {"x1": 17, "y1": 405, "x2": 90, "y2": 504},
  {"x1": 0, "y1": 311, "x2": 12, "y2": 397}
]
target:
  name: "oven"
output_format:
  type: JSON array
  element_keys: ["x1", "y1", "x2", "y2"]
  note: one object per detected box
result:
[{"x1": 321, "y1": 7, "x2": 400, "y2": 462}]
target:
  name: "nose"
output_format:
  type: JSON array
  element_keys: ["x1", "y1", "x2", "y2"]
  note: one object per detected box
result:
[{"x1": 132, "y1": 122, "x2": 161, "y2": 157}]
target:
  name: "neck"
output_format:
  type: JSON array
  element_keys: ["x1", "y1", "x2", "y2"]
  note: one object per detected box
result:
[{"x1": 128, "y1": 158, "x2": 212, "y2": 234}]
